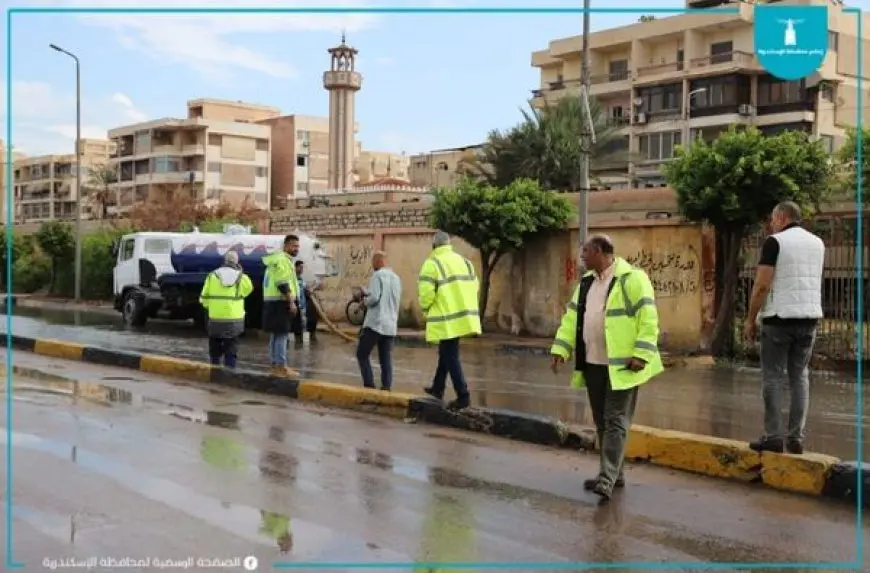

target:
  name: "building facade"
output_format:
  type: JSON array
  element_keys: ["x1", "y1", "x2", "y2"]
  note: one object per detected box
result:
[
  {"x1": 11, "y1": 138, "x2": 115, "y2": 223},
  {"x1": 107, "y1": 99, "x2": 275, "y2": 212},
  {"x1": 408, "y1": 144, "x2": 484, "y2": 189},
  {"x1": 355, "y1": 150, "x2": 410, "y2": 185},
  {"x1": 531, "y1": 0, "x2": 870, "y2": 188},
  {"x1": 257, "y1": 114, "x2": 330, "y2": 207}
]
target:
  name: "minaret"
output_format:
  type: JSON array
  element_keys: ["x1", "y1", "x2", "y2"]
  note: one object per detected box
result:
[{"x1": 323, "y1": 33, "x2": 362, "y2": 192}]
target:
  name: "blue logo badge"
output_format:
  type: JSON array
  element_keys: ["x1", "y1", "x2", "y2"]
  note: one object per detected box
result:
[{"x1": 754, "y1": 5, "x2": 828, "y2": 81}]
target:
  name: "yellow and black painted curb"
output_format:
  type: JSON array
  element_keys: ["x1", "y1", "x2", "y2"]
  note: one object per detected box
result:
[{"x1": 3, "y1": 333, "x2": 865, "y2": 507}]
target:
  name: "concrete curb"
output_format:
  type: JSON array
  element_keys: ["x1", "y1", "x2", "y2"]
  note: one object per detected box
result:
[{"x1": 3, "y1": 333, "x2": 864, "y2": 507}]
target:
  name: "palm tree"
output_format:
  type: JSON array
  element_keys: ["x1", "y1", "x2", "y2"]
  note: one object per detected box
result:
[
  {"x1": 85, "y1": 163, "x2": 117, "y2": 219},
  {"x1": 461, "y1": 94, "x2": 633, "y2": 192}
]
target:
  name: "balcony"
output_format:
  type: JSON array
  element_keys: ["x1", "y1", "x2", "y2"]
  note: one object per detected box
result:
[
  {"x1": 141, "y1": 171, "x2": 205, "y2": 185},
  {"x1": 589, "y1": 70, "x2": 631, "y2": 97},
  {"x1": 606, "y1": 117, "x2": 631, "y2": 129},
  {"x1": 181, "y1": 143, "x2": 205, "y2": 155},
  {"x1": 635, "y1": 61, "x2": 685, "y2": 83},
  {"x1": 152, "y1": 144, "x2": 178, "y2": 155},
  {"x1": 688, "y1": 51, "x2": 759, "y2": 74}
]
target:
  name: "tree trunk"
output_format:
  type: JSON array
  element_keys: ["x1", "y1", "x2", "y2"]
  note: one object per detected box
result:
[
  {"x1": 478, "y1": 250, "x2": 504, "y2": 329},
  {"x1": 709, "y1": 227, "x2": 746, "y2": 358}
]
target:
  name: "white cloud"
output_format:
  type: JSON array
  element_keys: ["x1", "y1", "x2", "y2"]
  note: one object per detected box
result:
[
  {"x1": 0, "y1": 80, "x2": 148, "y2": 156},
  {"x1": 29, "y1": 0, "x2": 382, "y2": 82}
]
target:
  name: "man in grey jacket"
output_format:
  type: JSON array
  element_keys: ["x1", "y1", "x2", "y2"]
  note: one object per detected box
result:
[{"x1": 355, "y1": 251, "x2": 402, "y2": 391}]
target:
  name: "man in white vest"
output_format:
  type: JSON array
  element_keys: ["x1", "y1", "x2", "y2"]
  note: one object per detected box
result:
[{"x1": 744, "y1": 201, "x2": 824, "y2": 455}]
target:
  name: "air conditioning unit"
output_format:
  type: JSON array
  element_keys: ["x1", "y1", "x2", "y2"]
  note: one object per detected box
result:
[
  {"x1": 635, "y1": 113, "x2": 648, "y2": 124},
  {"x1": 738, "y1": 104, "x2": 754, "y2": 116}
]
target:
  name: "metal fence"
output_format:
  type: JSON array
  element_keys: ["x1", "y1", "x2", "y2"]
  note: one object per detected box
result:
[{"x1": 729, "y1": 215, "x2": 869, "y2": 370}]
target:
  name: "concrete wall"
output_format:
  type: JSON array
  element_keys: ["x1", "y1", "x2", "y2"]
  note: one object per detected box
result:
[{"x1": 271, "y1": 190, "x2": 713, "y2": 350}]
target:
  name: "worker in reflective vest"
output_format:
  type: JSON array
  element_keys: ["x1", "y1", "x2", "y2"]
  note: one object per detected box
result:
[
  {"x1": 418, "y1": 230, "x2": 481, "y2": 411},
  {"x1": 262, "y1": 234, "x2": 300, "y2": 377},
  {"x1": 199, "y1": 250, "x2": 253, "y2": 369},
  {"x1": 550, "y1": 234, "x2": 664, "y2": 501}
]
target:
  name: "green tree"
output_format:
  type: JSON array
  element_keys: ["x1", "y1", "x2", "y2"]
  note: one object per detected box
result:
[
  {"x1": 663, "y1": 126, "x2": 833, "y2": 356},
  {"x1": 638, "y1": 15, "x2": 656, "y2": 22},
  {"x1": 85, "y1": 163, "x2": 118, "y2": 219},
  {"x1": 34, "y1": 221, "x2": 75, "y2": 294},
  {"x1": 429, "y1": 177, "x2": 573, "y2": 320},
  {"x1": 0, "y1": 232, "x2": 35, "y2": 291},
  {"x1": 834, "y1": 126, "x2": 869, "y2": 200},
  {"x1": 462, "y1": 94, "x2": 631, "y2": 191}
]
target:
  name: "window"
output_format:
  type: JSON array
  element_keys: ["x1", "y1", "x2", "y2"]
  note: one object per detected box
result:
[
  {"x1": 828, "y1": 31, "x2": 838, "y2": 51},
  {"x1": 638, "y1": 83, "x2": 681, "y2": 114},
  {"x1": 255, "y1": 166, "x2": 267, "y2": 177},
  {"x1": 609, "y1": 60, "x2": 629, "y2": 81},
  {"x1": 153, "y1": 157, "x2": 180, "y2": 173},
  {"x1": 296, "y1": 130, "x2": 310, "y2": 141},
  {"x1": 296, "y1": 181, "x2": 309, "y2": 192},
  {"x1": 208, "y1": 133, "x2": 222, "y2": 146},
  {"x1": 819, "y1": 135, "x2": 835, "y2": 154},
  {"x1": 638, "y1": 131, "x2": 681, "y2": 161},
  {"x1": 757, "y1": 77, "x2": 805, "y2": 106},
  {"x1": 710, "y1": 41, "x2": 733, "y2": 64},
  {"x1": 676, "y1": 49, "x2": 684, "y2": 70},
  {"x1": 143, "y1": 238, "x2": 171, "y2": 254},
  {"x1": 296, "y1": 155, "x2": 307, "y2": 167},
  {"x1": 256, "y1": 139, "x2": 269, "y2": 151},
  {"x1": 208, "y1": 162, "x2": 221, "y2": 173},
  {"x1": 120, "y1": 239, "x2": 135, "y2": 261},
  {"x1": 254, "y1": 193, "x2": 268, "y2": 205}
]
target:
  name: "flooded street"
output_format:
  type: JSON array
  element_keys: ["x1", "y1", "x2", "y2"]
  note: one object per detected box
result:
[
  {"x1": 3, "y1": 305, "x2": 867, "y2": 461},
  {"x1": 2, "y1": 355, "x2": 866, "y2": 569}
]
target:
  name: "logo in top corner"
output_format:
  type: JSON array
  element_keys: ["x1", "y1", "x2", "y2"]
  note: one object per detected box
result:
[{"x1": 754, "y1": 5, "x2": 828, "y2": 81}]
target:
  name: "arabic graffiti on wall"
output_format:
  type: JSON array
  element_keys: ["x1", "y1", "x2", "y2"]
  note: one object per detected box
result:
[
  {"x1": 317, "y1": 242, "x2": 374, "y2": 315},
  {"x1": 625, "y1": 248, "x2": 700, "y2": 298}
]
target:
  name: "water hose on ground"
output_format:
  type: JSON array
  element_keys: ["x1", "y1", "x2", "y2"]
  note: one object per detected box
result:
[{"x1": 309, "y1": 294, "x2": 358, "y2": 343}]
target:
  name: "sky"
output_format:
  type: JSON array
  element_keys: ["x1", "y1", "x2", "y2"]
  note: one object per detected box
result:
[{"x1": 2, "y1": 0, "x2": 868, "y2": 158}]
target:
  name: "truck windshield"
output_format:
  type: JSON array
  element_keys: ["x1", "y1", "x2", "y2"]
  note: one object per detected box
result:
[{"x1": 143, "y1": 238, "x2": 172, "y2": 254}]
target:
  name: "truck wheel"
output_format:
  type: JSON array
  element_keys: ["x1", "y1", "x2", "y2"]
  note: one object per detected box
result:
[
  {"x1": 122, "y1": 292, "x2": 148, "y2": 327},
  {"x1": 346, "y1": 300, "x2": 365, "y2": 326}
]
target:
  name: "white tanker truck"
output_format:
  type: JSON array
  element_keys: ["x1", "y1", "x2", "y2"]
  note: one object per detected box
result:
[{"x1": 111, "y1": 225, "x2": 336, "y2": 329}]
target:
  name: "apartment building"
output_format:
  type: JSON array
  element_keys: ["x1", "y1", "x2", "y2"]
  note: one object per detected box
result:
[
  {"x1": 11, "y1": 138, "x2": 115, "y2": 223},
  {"x1": 408, "y1": 144, "x2": 484, "y2": 189},
  {"x1": 257, "y1": 114, "x2": 330, "y2": 207},
  {"x1": 107, "y1": 99, "x2": 277, "y2": 212},
  {"x1": 0, "y1": 140, "x2": 27, "y2": 224},
  {"x1": 531, "y1": 0, "x2": 870, "y2": 188},
  {"x1": 355, "y1": 150, "x2": 410, "y2": 184}
]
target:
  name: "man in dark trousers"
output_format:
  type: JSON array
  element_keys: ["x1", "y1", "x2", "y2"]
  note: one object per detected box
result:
[
  {"x1": 550, "y1": 234, "x2": 664, "y2": 501},
  {"x1": 291, "y1": 260, "x2": 320, "y2": 346},
  {"x1": 744, "y1": 201, "x2": 825, "y2": 454}
]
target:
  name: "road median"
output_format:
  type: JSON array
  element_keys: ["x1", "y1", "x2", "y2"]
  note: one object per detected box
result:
[{"x1": 2, "y1": 333, "x2": 864, "y2": 508}]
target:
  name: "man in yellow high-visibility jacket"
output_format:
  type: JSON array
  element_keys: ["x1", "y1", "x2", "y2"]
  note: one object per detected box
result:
[
  {"x1": 550, "y1": 234, "x2": 664, "y2": 501},
  {"x1": 199, "y1": 250, "x2": 253, "y2": 369},
  {"x1": 418, "y1": 231, "x2": 481, "y2": 411}
]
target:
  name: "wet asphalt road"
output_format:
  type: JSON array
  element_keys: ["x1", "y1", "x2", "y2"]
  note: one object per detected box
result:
[
  {"x1": 2, "y1": 305, "x2": 867, "y2": 461},
  {"x1": 1, "y1": 353, "x2": 868, "y2": 571}
]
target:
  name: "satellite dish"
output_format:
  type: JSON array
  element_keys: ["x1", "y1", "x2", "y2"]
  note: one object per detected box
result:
[{"x1": 633, "y1": 97, "x2": 644, "y2": 107}]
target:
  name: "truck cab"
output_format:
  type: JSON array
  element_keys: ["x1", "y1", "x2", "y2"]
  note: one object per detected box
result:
[{"x1": 112, "y1": 229, "x2": 336, "y2": 330}]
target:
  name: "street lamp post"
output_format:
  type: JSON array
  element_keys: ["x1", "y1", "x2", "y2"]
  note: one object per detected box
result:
[
  {"x1": 578, "y1": 0, "x2": 593, "y2": 263},
  {"x1": 49, "y1": 43, "x2": 82, "y2": 302}
]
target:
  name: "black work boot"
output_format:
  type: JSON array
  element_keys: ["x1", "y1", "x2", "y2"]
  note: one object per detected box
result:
[
  {"x1": 423, "y1": 387, "x2": 443, "y2": 401},
  {"x1": 786, "y1": 439, "x2": 804, "y2": 455},
  {"x1": 749, "y1": 436, "x2": 784, "y2": 453},
  {"x1": 592, "y1": 481, "x2": 613, "y2": 502},
  {"x1": 584, "y1": 476, "x2": 625, "y2": 491},
  {"x1": 447, "y1": 395, "x2": 470, "y2": 411}
]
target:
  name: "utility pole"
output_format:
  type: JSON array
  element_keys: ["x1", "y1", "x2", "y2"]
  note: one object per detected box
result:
[
  {"x1": 50, "y1": 43, "x2": 82, "y2": 302},
  {"x1": 577, "y1": 0, "x2": 592, "y2": 264}
]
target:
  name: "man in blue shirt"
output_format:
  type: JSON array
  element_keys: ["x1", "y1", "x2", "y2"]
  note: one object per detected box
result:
[
  {"x1": 292, "y1": 260, "x2": 320, "y2": 345},
  {"x1": 356, "y1": 251, "x2": 402, "y2": 391}
]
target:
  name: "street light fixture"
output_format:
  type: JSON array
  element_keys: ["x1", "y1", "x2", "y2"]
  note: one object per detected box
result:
[{"x1": 49, "y1": 43, "x2": 82, "y2": 302}]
